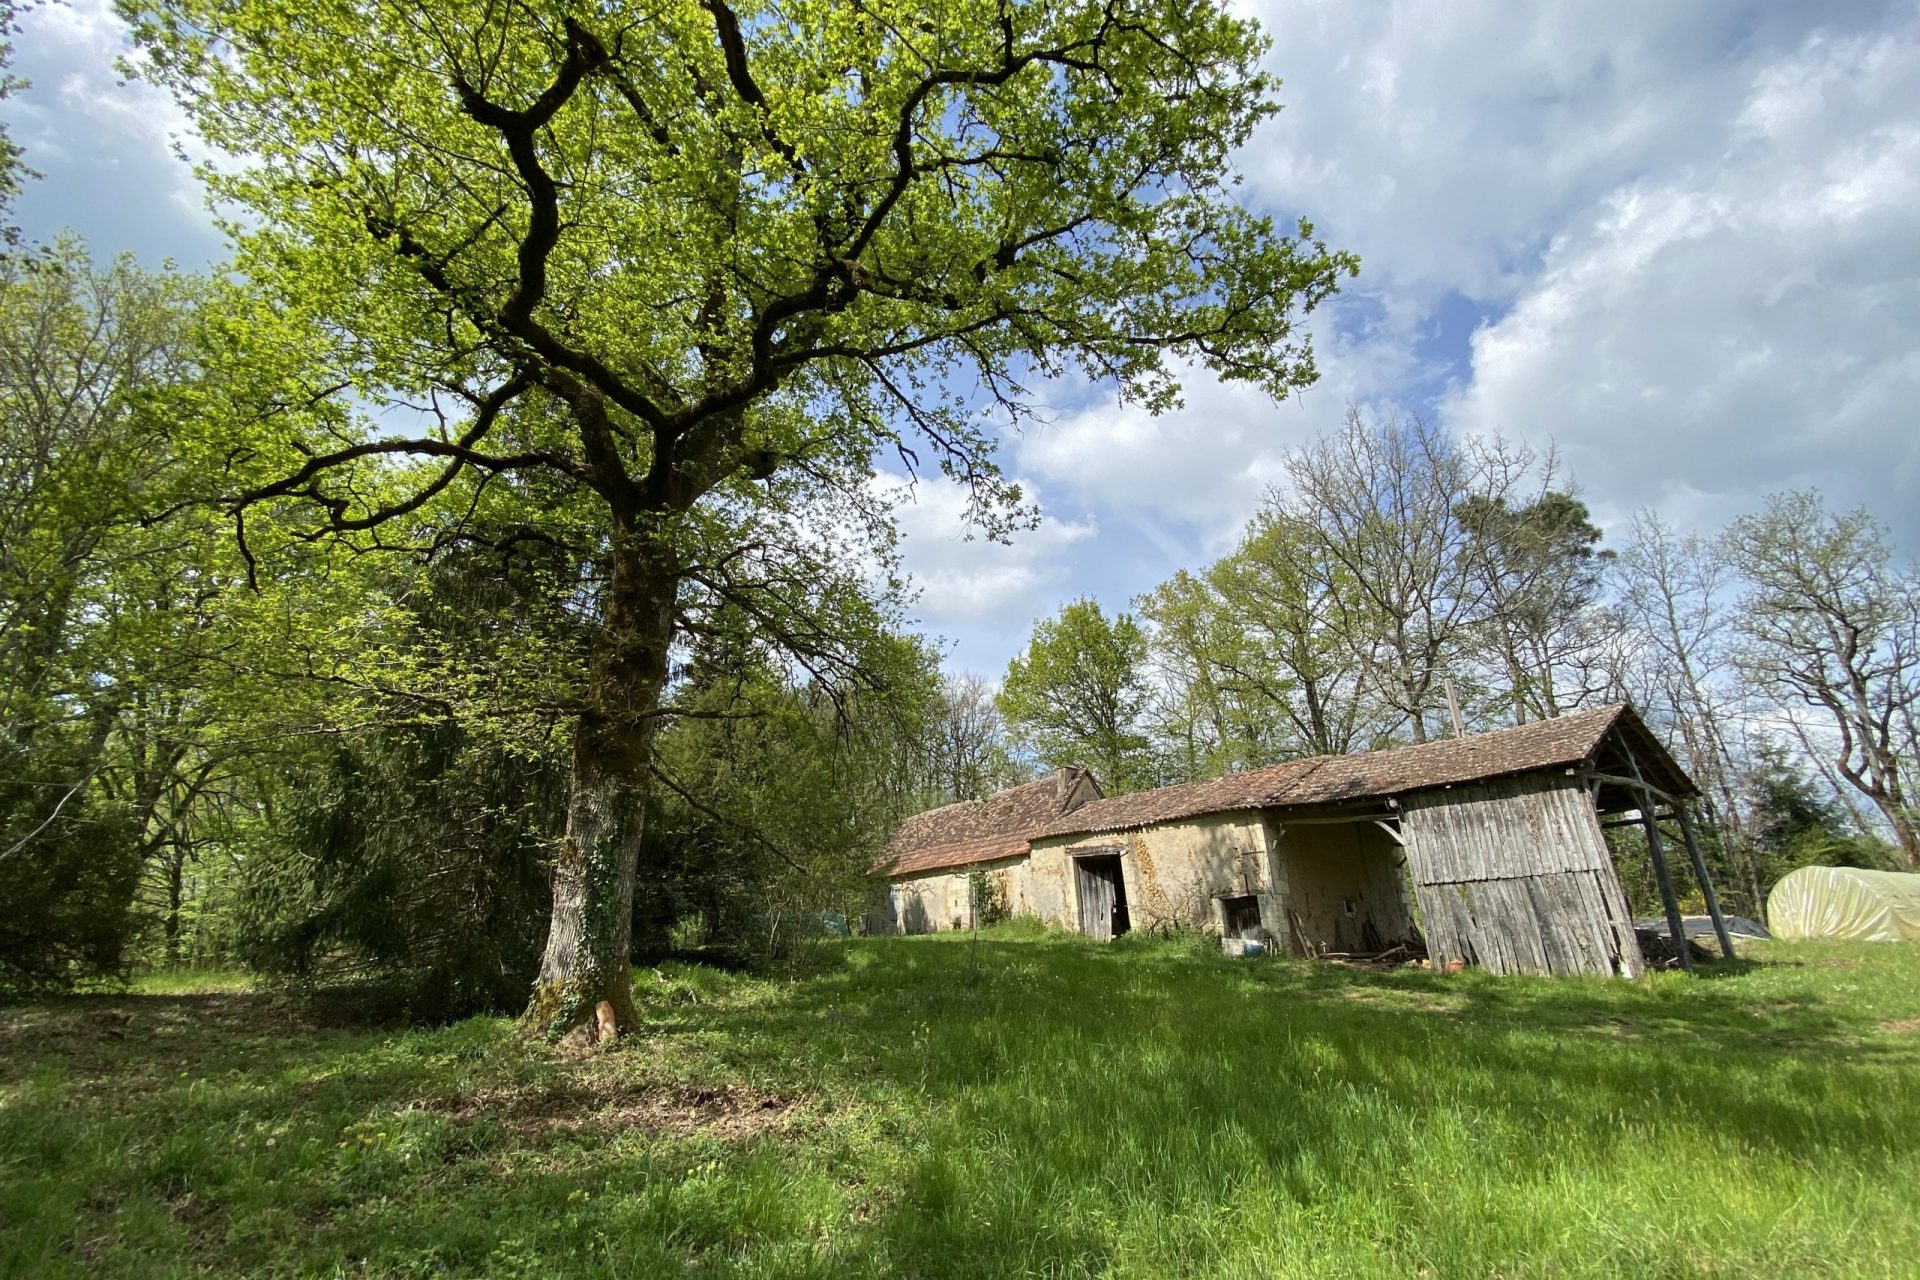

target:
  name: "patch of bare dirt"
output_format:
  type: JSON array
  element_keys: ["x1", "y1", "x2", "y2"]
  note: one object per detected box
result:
[
  {"x1": 1879, "y1": 1018, "x2": 1920, "y2": 1035},
  {"x1": 431, "y1": 1080, "x2": 805, "y2": 1142},
  {"x1": 602, "y1": 1083, "x2": 805, "y2": 1140}
]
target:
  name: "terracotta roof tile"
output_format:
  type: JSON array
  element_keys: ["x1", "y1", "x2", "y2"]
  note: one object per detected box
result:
[
  {"x1": 1035, "y1": 705, "x2": 1665, "y2": 840},
  {"x1": 876, "y1": 705, "x2": 1694, "y2": 876},
  {"x1": 875, "y1": 768, "x2": 1097, "y2": 877},
  {"x1": 880, "y1": 835, "x2": 1034, "y2": 878}
]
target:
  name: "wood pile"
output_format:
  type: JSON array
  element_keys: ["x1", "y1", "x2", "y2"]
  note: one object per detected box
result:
[
  {"x1": 1318, "y1": 939, "x2": 1430, "y2": 971},
  {"x1": 1633, "y1": 926, "x2": 1713, "y2": 969}
]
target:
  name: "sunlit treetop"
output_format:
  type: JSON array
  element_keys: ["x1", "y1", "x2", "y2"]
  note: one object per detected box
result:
[{"x1": 121, "y1": 0, "x2": 1357, "y2": 544}]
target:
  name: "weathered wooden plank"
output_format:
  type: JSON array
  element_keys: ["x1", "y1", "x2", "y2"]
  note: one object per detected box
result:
[
  {"x1": 1569, "y1": 874, "x2": 1617, "y2": 975},
  {"x1": 1539, "y1": 874, "x2": 1594, "y2": 975},
  {"x1": 1525, "y1": 877, "x2": 1574, "y2": 974},
  {"x1": 1507, "y1": 879, "x2": 1551, "y2": 975},
  {"x1": 1569, "y1": 875, "x2": 1609, "y2": 974},
  {"x1": 1076, "y1": 858, "x2": 1114, "y2": 940},
  {"x1": 1577, "y1": 790, "x2": 1646, "y2": 978},
  {"x1": 1399, "y1": 771, "x2": 1646, "y2": 978},
  {"x1": 1412, "y1": 878, "x2": 1473, "y2": 969}
]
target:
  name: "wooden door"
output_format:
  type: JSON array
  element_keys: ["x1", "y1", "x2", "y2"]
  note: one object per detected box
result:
[{"x1": 1075, "y1": 854, "x2": 1129, "y2": 940}]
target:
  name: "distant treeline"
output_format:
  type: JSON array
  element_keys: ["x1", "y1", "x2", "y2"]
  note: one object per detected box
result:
[{"x1": 983, "y1": 409, "x2": 1917, "y2": 918}]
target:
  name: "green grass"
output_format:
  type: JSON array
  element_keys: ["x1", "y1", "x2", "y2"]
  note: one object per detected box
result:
[
  {"x1": 119, "y1": 968, "x2": 257, "y2": 996},
  {"x1": 4, "y1": 932, "x2": 1919, "y2": 1278}
]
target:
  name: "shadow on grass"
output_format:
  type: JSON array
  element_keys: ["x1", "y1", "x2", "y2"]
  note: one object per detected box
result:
[
  {"x1": 628, "y1": 934, "x2": 1920, "y2": 1275},
  {"x1": 672, "y1": 935, "x2": 1914, "y2": 1160},
  {"x1": 5, "y1": 935, "x2": 1918, "y2": 1278}
]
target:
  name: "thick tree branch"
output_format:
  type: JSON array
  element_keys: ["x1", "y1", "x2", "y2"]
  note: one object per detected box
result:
[
  {"x1": 650, "y1": 757, "x2": 810, "y2": 875},
  {"x1": 699, "y1": 0, "x2": 802, "y2": 169}
]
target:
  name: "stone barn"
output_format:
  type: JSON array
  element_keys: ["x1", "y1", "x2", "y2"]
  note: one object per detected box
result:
[
  {"x1": 874, "y1": 704, "x2": 1718, "y2": 979},
  {"x1": 869, "y1": 767, "x2": 1102, "y2": 935}
]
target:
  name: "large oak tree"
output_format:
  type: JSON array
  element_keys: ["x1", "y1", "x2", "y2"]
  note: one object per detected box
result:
[{"x1": 125, "y1": 0, "x2": 1355, "y2": 1037}]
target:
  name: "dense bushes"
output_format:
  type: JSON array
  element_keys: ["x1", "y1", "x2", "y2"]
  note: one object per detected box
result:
[
  {"x1": 0, "y1": 739, "x2": 142, "y2": 994},
  {"x1": 235, "y1": 723, "x2": 563, "y2": 1023}
]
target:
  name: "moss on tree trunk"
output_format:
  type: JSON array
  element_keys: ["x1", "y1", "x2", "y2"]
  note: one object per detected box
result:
[{"x1": 528, "y1": 541, "x2": 675, "y2": 1042}]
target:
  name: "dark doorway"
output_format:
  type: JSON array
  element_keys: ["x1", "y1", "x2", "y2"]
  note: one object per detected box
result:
[
  {"x1": 1220, "y1": 894, "x2": 1262, "y2": 941},
  {"x1": 1075, "y1": 853, "x2": 1131, "y2": 940}
]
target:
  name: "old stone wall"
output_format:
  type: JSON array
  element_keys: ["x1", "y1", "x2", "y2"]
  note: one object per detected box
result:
[
  {"x1": 1269, "y1": 820, "x2": 1415, "y2": 953},
  {"x1": 1030, "y1": 812, "x2": 1271, "y2": 934},
  {"x1": 878, "y1": 857, "x2": 1030, "y2": 935}
]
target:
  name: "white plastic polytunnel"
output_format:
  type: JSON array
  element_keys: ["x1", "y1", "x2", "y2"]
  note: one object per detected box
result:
[{"x1": 1766, "y1": 866, "x2": 1920, "y2": 942}]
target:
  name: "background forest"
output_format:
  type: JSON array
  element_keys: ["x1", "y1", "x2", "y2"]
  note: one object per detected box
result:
[{"x1": 4, "y1": 243, "x2": 1913, "y2": 1019}]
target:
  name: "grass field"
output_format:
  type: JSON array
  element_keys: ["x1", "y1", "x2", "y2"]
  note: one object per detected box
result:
[{"x1": 3, "y1": 928, "x2": 1918, "y2": 1279}]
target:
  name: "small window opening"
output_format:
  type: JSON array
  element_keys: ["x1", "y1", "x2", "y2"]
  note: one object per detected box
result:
[{"x1": 1221, "y1": 895, "x2": 1262, "y2": 940}]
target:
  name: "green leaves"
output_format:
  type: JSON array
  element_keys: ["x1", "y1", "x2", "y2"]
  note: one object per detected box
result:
[
  {"x1": 116, "y1": 0, "x2": 1357, "y2": 1011},
  {"x1": 0, "y1": 244, "x2": 257, "y2": 986},
  {"x1": 122, "y1": 0, "x2": 1354, "y2": 545},
  {"x1": 998, "y1": 598, "x2": 1153, "y2": 791},
  {"x1": 114, "y1": 0, "x2": 1364, "y2": 793}
]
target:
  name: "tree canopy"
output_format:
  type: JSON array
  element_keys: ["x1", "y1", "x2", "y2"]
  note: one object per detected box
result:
[
  {"x1": 3, "y1": 0, "x2": 1906, "y2": 1016},
  {"x1": 123, "y1": 0, "x2": 1358, "y2": 1037},
  {"x1": 998, "y1": 597, "x2": 1153, "y2": 791}
]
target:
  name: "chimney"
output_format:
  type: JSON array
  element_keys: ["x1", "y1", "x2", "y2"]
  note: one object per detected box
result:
[{"x1": 1055, "y1": 766, "x2": 1073, "y2": 799}]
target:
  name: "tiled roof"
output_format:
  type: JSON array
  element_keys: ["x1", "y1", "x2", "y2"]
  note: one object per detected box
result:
[
  {"x1": 878, "y1": 834, "x2": 1035, "y2": 878},
  {"x1": 1034, "y1": 704, "x2": 1676, "y2": 840},
  {"x1": 875, "y1": 768, "x2": 1097, "y2": 877}
]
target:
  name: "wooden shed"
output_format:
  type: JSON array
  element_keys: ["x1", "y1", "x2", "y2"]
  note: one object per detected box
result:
[{"x1": 874, "y1": 705, "x2": 1730, "y2": 979}]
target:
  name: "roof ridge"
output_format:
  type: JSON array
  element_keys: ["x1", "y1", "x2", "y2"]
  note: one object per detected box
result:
[
  {"x1": 1031, "y1": 704, "x2": 1638, "y2": 841},
  {"x1": 884, "y1": 769, "x2": 1091, "y2": 867}
]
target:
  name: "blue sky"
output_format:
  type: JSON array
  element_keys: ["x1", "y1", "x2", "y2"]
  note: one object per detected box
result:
[{"x1": 8, "y1": 0, "x2": 1918, "y2": 679}]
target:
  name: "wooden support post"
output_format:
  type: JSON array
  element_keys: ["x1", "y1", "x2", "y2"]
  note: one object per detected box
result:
[
  {"x1": 1601, "y1": 812, "x2": 1676, "y2": 830},
  {"x1": 1676, "y1": 803, "x2": 1738, "y2": 961},
  {"x1": 1622, "y1": 743, "x2": 1692, "y2": 973}
]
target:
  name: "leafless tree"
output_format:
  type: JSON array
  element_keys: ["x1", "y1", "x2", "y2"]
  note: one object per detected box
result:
[
  {"x1": 1724, "y1": 492, "x2": 1920, "y2": 866},
  {"x1": 1276, "y1": 408, "x2": 1546, "y2": 741},
  {"x1": 928, "y1": 673, "x2": 1019, "y2": 801},
  {"x1": 1610, "y1": 511, "x2": 1767, "y2": 905}
]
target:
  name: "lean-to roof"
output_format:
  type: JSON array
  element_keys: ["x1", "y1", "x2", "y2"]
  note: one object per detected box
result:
[{"x1": 1033, "y1": 704, "x2": 1690, "y2": 840}]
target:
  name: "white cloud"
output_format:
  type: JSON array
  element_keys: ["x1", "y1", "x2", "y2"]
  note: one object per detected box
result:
[
  {"x1": 1443, "y1": 21, "x2": 1920, "y2": 538},
  {"x1": 8, "y1": 0, "x2": 1917, "y2": 677},
  {"x1": 4, "y1": 0, "x2": 223, "y2": 262},
  {"x1": 1238, "y1": 1, "x2": 1845, "y2": 304},
  {"x1": 1009, "y1": 2, "x2": 1808, "y2": 546},
  {"x1": 1014, "y1": 365, "x2": 1289, "y2": 542},
  {"x1": 19, "y1": 1, "x2": 193, "y2": 154},
  {"x1": 1012, "y1": 1, "x2": 1920, "y2": 554},
  {"x1": 875, "y1": 473, "x2": 1098, "y2": 635},
  {"x1": 1010, "y1": 322, "x2": 1431, "y2": 555}
]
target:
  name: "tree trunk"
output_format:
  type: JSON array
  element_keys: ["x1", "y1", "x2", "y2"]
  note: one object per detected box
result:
[
  {"x1": 528, "y1": 537, "x2": 678, "y2": 1043},
  {"x1": 1891, "y1": 808, "x2": 1920, "y2": 869},
  {"x1": 164, "y1": 853, "x2": 185, "y2": 968}
]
